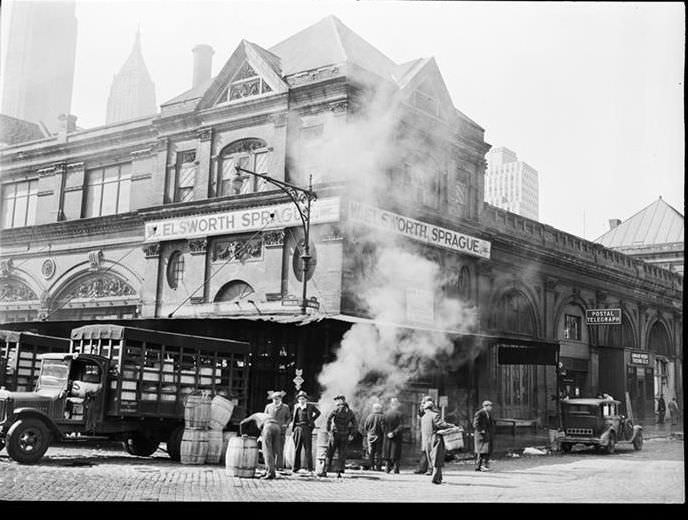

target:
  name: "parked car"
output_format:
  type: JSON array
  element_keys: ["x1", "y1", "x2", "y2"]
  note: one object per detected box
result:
[{"x1": 557, "y1": 397, "x2": 643, "y2": 454}]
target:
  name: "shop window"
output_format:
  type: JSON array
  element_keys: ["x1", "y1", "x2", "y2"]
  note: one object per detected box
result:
[
  {"x1": 166, "y1": 251, "x2": 185, "y2": 289},
  {"x1": 215, "y1": 139, "x2": 269, "y2": 197},
  {"x1": 563, "y1": 314, "x2": 581, "y2": 340},
  {"x1": 83, "y1": 163, "x2": 131, "y2": 218},
  {"x1": 1, "y1": 179, "x2": 38, "y2": 228}
]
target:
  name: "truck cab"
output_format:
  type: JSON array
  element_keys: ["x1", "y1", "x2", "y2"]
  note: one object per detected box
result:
[{"x1": 0, "y1": 352, "x2": 110, "y2": 463}]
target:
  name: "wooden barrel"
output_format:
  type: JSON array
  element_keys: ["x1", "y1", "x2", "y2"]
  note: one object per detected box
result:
[
  {"x1": 284, "y1": 430, "x2": 319, "y2": 470},
  {"x1": 206, "y1": 429, "x2": 224, "y2": 464},
  {"x1": 220, "y1": 431, "x2": 238, "y2": 465},
  {"x1": 438, "y1": 427, "x2": 464, "y2": 451},
  {"x1": 225, "y1": 435, "x2": 259, "y2": 478},
  {"x1": 180, "y1": 428, "x2": 208, "y2": 465},
  {"x1": 184, "y1": 391, "x2": 212, "y2": 429},
  {"x1": 209, "y1": 395, "x2": 235, "y2": 431},
  {"x1": 315, "y1": 430, "x2": 336, "y2": 473}
]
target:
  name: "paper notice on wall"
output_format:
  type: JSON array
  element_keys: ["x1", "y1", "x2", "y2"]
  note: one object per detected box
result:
[{"x1": 406, "y1": 288, "x2": 434, "y2": 324}]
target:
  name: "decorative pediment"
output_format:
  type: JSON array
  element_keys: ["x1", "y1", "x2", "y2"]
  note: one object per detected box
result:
[
  {"x1": 58, "y1": 273, "x2": 137, "y2": 301},
  {"x1": 398, "y1": 58, "x2": 456, "y2": 122},
  {"x1": 199, "y1": 40, "x2": 288, "y2": 110},
  {"x1": 0, "y1": 278, "x2": 38, "y2": 302}
]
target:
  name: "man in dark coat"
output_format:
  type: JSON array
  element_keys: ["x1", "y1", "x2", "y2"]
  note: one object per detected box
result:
[
  {"x1": 420, "y1": 397, "x2": 455, "y2": 484},
  {"x1": 657, "y1": 395, "x2": 666, "y2": 424},
  {"x1": 382, "y1": 397, "x2": 404, "y2": 474},
  {"x1": 289, "y1": 390, "x2": 321, "y2": 475},
  {"x1": 472, "y1": 400, "x2": 496, "y2": 472},
  {"x1": 318, "y1": 394, "x2": 358, "y2": 478},
  {"x1": 363, "y1": 403, "x2": 386, "y2": 471}
]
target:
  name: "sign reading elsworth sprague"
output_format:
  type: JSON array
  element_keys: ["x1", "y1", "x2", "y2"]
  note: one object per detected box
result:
[
  {"x1": 585, "y1": 308, "x2": 622, "y2": 325},
  {"x1": 144, "y1": 197, "x2": 340, "y2": 242},
  {"x1": 347, "y1": 201, "x2": 491, "y2": 259}
]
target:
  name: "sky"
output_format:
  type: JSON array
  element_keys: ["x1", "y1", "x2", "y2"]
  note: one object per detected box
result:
[{"x1": 1, "y1": 0, "x2": 684, "y2": 241}]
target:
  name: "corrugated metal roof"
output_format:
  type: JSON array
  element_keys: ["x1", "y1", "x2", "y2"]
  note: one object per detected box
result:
[{"x1": 595, "y1": 197, "x2": 684, "y2": 248}]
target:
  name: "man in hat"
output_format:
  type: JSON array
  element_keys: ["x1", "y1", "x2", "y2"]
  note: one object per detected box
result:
[
  {"x1": 289, "y1": 390, "x2": 321, "y2": 475},
  {"x1": 318, "y1": 394, "x2": 357, "y2": 478},
  {"x1": 383, "y1": 397, "x2": 404, "y2": 474},
  {"x1": 238, "y1": 412, "x2": 281, "y2": 479},
  {"x1": 414, "y1": 395, "x2": 434, "y2": 474},
  {"x1": 472, "y1": 400, "x2": 496, "y2": 472},
  {"x1": 420, "y1": 397, "x2": 455, "y2": 484},
  {"x1": 363, "y1": 402, "x2": 386, "y2": 471},
  {"x1": 264, "y1": 390, "x2": 291, "y2": 471}
]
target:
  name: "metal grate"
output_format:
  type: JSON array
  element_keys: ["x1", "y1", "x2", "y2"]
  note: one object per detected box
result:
[{"x1": 566, "y1": 428, "x2": 593, "y2": 436}]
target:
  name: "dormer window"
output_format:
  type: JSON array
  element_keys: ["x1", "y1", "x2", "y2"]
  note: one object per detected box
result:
[{"x1": 216, "y1": 62, "x2": 273, "y2": 104}]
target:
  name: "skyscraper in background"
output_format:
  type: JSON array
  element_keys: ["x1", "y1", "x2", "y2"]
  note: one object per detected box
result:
[
  {"x1": 1, "y1": 0, "x2": 78, "y2": 134},
  {"x1": 484, "y1": 146, "x2": 539, "y2": 221},
  {"x1": 105, "y1": 30, "x2": 157, "y2": 124}
]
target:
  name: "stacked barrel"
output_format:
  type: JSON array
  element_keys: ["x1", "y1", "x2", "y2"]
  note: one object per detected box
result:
[
  {"x1": 180, "y1": 390, "x2": 212, "y2": 464},
  {"x1": 206, "y1": 395, "x2": 235, "y2": 464}
]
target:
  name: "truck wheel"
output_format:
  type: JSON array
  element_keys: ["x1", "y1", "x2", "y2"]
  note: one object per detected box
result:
[
  {"x1": 0, "y1": 438, "x2": 5, "y2": 452},
  {"x1": 6, "y1": 418, "x2": 51, "y2": 464},
  {"x1": 166, "y1": 425, "x2": 184, "y2": 461},
  {"x1": 561, "y1": 442, "x2": 572, "y2": 453},
  {"x1": 633, "y1": 431, "x2": 643, "y2": 451},
  {"x1": 124, "y1": 433, "x2": 160, "y2": 457},
  {"x1": 605, "y1": 433, "x2": 616, "y2": 454}
]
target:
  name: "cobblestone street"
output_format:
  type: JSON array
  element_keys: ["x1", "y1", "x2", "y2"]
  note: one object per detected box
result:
[{"x1": 0, "y1": 434, "x2": 683, "y2": 504}]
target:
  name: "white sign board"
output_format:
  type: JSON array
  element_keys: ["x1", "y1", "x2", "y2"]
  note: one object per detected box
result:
[
  {"x1": 348, "y1": 200, "x2": 491, "y2": 259},
  {"x1": 144, "y1": 197, "x2": 340, "y2": 242}
]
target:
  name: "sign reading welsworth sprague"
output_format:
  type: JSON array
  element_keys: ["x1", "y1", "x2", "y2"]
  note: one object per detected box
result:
[
  {"x1": 585, "y1": 308, "x2": 622, "y2": 325},
  {"x1": 144, "y1": 197, "x2": 340, "y2": 242},
  {"x1": 348, "y1": 201, "x2": 491, "y2": 259}
]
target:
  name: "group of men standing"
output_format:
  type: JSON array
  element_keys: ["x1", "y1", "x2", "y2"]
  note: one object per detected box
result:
[{"x1": 239, "y1": 391, "x2": 496, "y2": 484}]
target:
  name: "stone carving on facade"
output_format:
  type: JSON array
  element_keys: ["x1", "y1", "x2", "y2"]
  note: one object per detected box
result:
[
  {"x1": 262, "y1": 230, "x2": 285, "y2": 247},
  {"x1": 0, "y1": 258, "x2": 14, "y2": 278},
  {"x1": 41, "y1": 258, "x2": 56, "y2": 280},
  {"x1": 63, "y1": 274, "x2": 136, "y2": 300},
  {"x1": 0, "y1": 279, "x2": 38, "y2": 301},
  {"x1": 328, "y1": 101, "x2": 348, "y2": 114},
  {"x1": 197, "y1": 127, "x2": 213, "y2": 141},
  {"x1": 212, "y1": 237, "x2": 263, "y2": 263},
  {"x1": 189, "y1": 238, "x2": 208, "y2": 255},
  {"x1": 596, "y1": 290, "x2": 608, "y2": 303},
  {"x1": 88, "y1": 250, "x2": 104, "y2": 270},
  {"x1": 287, "y1": 66, "x2": 339, "y2": 87},
  {"x1": 142, "y1": 243, "x2": 161, "y2": 258}
]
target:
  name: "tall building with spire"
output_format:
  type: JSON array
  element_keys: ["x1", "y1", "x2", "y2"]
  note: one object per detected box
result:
[
  {"x1": 105, "y1": 30, "x2": 157, "y2": 124},
  {"x1": 1, "y1": 1, "x2": 78, "y2": 134}
]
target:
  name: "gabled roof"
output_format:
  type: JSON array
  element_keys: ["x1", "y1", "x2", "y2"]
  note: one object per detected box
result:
[
  {"x1": 268, "y1": 15, "x2": 398, "y2": 79},
  {"x1": 0, "y1": 113, "x2": 49, "y2": 145},
  {"x1": 595, "y1": 197, "x2": 685, "y2": 248}
]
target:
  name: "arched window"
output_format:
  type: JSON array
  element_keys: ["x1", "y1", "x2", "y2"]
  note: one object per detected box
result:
[
  {"x1": 648, "y1": 321, "x2": 671, "y2": 356},
  {"x1": 214, "y1": 280, "x2": 255, "y2": 303},
  {"x1": 215, "y1": 139, "x2": 270, "y2": 197},
  {"x1": 166, "y1": 251, "x2": 185, "y2": 289},
  {"x1": 492, "y1": 290, "x2": 535, "y2": 336}
]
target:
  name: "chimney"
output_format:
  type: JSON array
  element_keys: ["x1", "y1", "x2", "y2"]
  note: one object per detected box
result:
[
  {"x1": 57, "y1": 113, "x2": 77, "y2": 142},
  {"x1": 192, "y1": 44, "x2": 214, "y2": 88},
  {"x1": 608, "y1": 219, "x2": 622, "y2": 230}
]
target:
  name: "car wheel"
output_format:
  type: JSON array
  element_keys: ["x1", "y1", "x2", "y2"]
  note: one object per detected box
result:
[
  {"x1": 166, "y1": 425, "x2": 184, "y2": 461},
  {"x1": 124, "y1": 433, "x2": 160, "y2": 457},
  {"x1": 633, "y1": 432, "x2": 643, "y2": 451},
  {"x1": 605, "y1": 433, "x2": 616, "y2": 454},
  {"x1": 561, "y1": 442, "x2": 572, "y2": 453},
  {"x1": 6, "y1": 418, "x2": 51, "y2": 464}
]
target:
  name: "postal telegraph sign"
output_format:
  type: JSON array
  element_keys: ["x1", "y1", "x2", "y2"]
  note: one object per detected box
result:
[{"x1": 585, "y1": 308, "x2": 622, "y2": 325}]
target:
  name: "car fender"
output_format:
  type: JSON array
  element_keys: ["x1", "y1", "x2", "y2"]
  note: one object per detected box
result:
[
  {"x1": 599, "y1": 426, "x2": 616, "y2": 446},
  {"x1": 9, "y1": 408, "x2": 64, "y2": 440}
]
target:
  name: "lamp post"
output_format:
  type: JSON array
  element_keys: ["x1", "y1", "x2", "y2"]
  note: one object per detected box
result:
[{"x1": 232, "y1": 167, "x2": 317, "y2": 315}]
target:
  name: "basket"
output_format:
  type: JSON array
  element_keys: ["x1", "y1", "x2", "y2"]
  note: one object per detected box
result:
[{"x1": 438, "y1": 426, "x2": 464, "y2": 451}]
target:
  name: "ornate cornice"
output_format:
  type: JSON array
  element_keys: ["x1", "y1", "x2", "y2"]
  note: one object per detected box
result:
[
  {"x1": 189, "y1": 238, "x2": 208, "y2": 255},
  {"x1": 197, "y1": 127, "x2": 214, "y2": 142},
  {"x1": 263, "y1": 230, "x2": 285, "y2": 248},
  {"x1": 142, "y1": 243, "x2": 161, "y2": 258}
]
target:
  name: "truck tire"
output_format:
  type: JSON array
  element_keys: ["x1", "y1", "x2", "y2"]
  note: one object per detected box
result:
[
  {"x1": 6, "y1": 418, "x2": 51, "y2": 464},
  {"x1": 0, "y1": 438, "x2": 5, "y2": 452},
  {"x1": 124, "y1": 433, "x2": 160, "y2": 457},
  {"x1": 561, "y1": 442, "x2": 572, "y2": 453},
  {"x1": 605, "y1": 432, "x2": 616, "y2": 454},
  {"x1": 166, "y1": 425, "x2": 184, "y2": 461}
]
